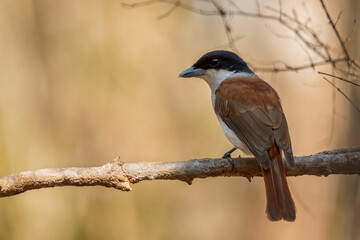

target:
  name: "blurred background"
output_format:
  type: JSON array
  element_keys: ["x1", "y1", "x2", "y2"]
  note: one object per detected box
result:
[{"x1": 0, "y1": 0, "x2": 359, "y2": 239}]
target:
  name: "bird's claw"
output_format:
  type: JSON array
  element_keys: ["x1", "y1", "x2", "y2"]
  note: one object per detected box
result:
[
  {"x1": 226, "y1": 156, "x2": 235, "y2": 171},
  {"x1": 222, "y1": 147, "x2": 236, "y2": 171}
]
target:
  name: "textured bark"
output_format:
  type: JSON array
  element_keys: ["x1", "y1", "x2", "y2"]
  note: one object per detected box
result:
[{"x1": 0, "y1": 146, "x2": 359, "y2": 198}]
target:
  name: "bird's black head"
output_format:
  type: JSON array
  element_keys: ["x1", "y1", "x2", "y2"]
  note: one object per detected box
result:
[
  {"x1": 179, "y1": 50, "x2": 253, "y2": 78},
  {"x1": 193, "y1": 50, "x2": 252, "y2": 72}
]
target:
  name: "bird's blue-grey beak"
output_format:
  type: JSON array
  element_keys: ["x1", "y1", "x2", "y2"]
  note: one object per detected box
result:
[{"x1": 178, "y1": 67, "x2": 205, "y2": 78}]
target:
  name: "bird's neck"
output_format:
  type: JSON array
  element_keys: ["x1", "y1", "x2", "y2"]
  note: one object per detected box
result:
[
  {"x1": 201, "y1": 69, "x2": 257, "y2": 93},
  {"x1": 202, "y1": 69, "x2": 258, "y2": 109}
]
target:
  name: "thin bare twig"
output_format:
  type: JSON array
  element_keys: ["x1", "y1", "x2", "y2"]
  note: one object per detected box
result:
[
  {"x1": 252, "y1": 58, "x2": 348, "y2": 73},
  {"x1": 318, "y1": 71, "x2": 360, "y2": 88},
  {"x1": 158, "y1": 1, "x2": 179, "y2": 19},
  {"x1": 334, "y1": 10, "x2": 342, "y2": 26},
  {"x1": 210, "y1": 0, "x2": 239, "y2": 53},
  {"x1": 344, "y1": 19, "x2": 357, "y2": 44},
  {"x1": 120, "y1": 0, "x2": 220, "y2": 16},
  {"x1": 319, "y1": 0, "x2": 350, "y2": 61},
  {"x1": 323, "y1": 77, "x2": 360, "y2": 113}
]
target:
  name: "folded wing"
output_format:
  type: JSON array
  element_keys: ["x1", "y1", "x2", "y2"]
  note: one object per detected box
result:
[{"x1": 215, "y1": 76, "x2": 294, "y2": 169}]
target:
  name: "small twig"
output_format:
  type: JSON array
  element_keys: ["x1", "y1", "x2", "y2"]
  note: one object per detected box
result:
[
  {"x1": 323, "y1": 77, "x2": 360, "y2": 113},
  {"x1": 344, "y1": 19, "x2": 357, "y2": 44},
  {"x1": 256, "y1": 0, "x2": 261, "y2": 14},
  {"x1": 120, "y1": 0, "x2": 158, "y2": 8},
  {"x1": 334, "y1": 10, "x2": 342, "y2": 26},
  {"x1": 252, "y1": 58, "x2": 348, "y2": 73},
  {"x1": 158, "y1": 1, "x2": 179, "y2": 19},
  {"x1": 278, "y1": 0, "x2": 283, "y2": 20},
  {"x1": 318, "y1": 71, "x2": 360, "y2": 88},
  {"x1": 210, "y1": 0, "x2": 239, "y2": 53},
  {"x1": 319, "y1": 0, "x2": 350, "y2": 60},
  {"x1": 121, "y1": 0, "x2": 219, "y2": 16}
]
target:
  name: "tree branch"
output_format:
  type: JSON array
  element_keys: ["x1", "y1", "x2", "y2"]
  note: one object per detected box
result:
[
  {"x1": 121, "y1": 0, "x2": 360, "y2": 114},
  {"x1": 121, "y1": 0, "x2": 360, "y2": 75},
  {"x1": 0, "y1": 146, "x2": 359, "y2": 198}
]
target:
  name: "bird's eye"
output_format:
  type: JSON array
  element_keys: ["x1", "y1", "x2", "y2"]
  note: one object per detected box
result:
[{"x1": 209, "y1": 58, "x2": 219, "y2": 67}]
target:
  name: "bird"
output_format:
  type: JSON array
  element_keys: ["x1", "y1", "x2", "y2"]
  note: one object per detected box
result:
[{"x1": 179, "y1": 50, "x2": 296, "y2": 221}]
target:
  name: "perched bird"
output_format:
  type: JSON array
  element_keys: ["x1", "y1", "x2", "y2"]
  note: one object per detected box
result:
[{"x1": 179, "y1": 50, "x2": 296, "y2": 221}]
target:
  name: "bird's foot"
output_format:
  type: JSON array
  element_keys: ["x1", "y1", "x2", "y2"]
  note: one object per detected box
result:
[{"x1": 222, "y1": 147, "x2": 237, "y2": 171}]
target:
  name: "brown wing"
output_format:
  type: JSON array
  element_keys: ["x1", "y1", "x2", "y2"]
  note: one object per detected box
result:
[{"x1": 215, "y1": 76, "x2": 294, "y2": 169}]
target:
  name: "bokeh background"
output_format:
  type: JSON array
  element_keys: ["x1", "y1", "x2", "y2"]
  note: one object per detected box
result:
[{"x1": 0, "y1": 0, "x2": 359, "y2": 239}]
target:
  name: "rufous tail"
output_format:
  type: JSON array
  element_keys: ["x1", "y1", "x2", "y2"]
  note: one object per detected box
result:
[{"x1": 261, "y1": 143, "x2": 296, "y2": 221}]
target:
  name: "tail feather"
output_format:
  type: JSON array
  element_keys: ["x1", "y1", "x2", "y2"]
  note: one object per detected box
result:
[{"x1": 261, "y1": 143, "x2": 296, "y2": 221}]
